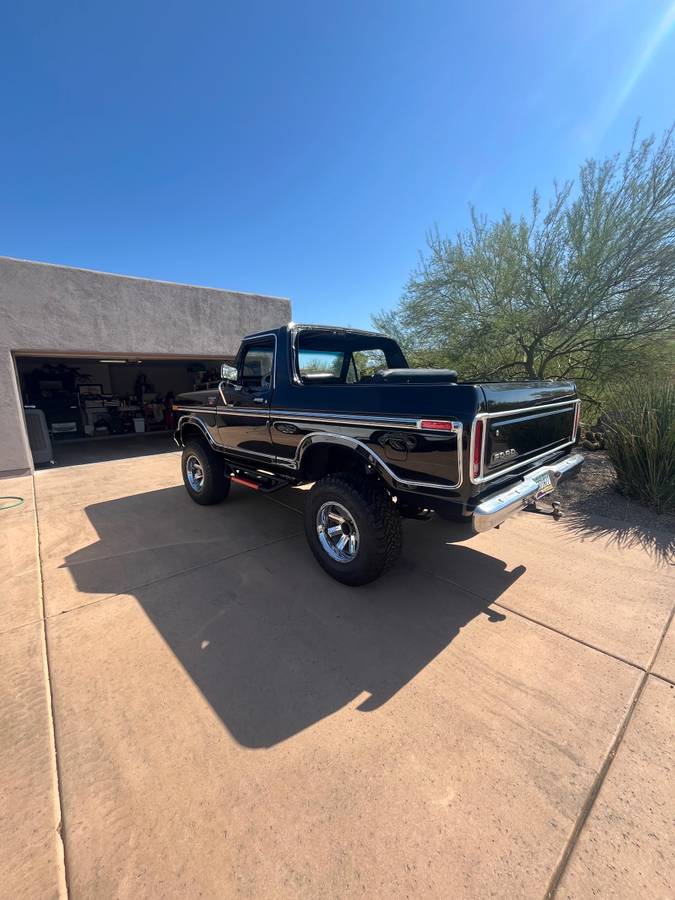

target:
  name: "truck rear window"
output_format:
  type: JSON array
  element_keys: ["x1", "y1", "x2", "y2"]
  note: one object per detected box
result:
[{"x1": 295, "y1": 330, "x2": 405, "y2": 384}]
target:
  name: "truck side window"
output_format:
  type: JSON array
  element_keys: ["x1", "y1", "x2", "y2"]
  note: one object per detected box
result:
[
  {"x1": 352, "y1": 349, "x2": 388, "y2": 379},
  {"x1": 297, "y1": 350, "x2": 344, "y2": 384},
  {"x1": 239, "y1": 342, "x2": 274, "y2": 391}
]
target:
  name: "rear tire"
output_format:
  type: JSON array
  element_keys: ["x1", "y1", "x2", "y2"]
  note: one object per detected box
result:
[
  {"x1": 304, "y1": 473, "x2": 402, "y2": 585},
  {"x1": 181, "y1": 439, "x2": 230, "y2": 505}
]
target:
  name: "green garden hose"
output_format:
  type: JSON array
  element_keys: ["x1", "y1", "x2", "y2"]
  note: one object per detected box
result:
[{"x1": 0, "y1": 497, "x2": 24, "y2": 510}]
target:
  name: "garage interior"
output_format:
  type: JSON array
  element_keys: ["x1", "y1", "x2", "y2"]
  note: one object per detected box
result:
[{"x1": 16, "y1": 354, "x2": 229, "y2": 467}]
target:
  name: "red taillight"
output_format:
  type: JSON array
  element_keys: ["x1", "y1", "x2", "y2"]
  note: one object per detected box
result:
[
  {"x1": 472, "y1": 420, "x2": 483, "y2": 479},
  {"x1": 419, "y1": 419, "x2": 455, "y2": 431},
  {"x1": 573, "y1": 402, "x2": 581, "y2": 441}
]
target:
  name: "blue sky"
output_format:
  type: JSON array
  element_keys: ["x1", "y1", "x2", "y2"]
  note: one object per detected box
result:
[{"x1": 1, "y1": 0, "x2": 674, "y2": 329}]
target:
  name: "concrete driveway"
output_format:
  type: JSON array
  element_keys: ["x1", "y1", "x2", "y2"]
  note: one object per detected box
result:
[{"x1": 1, "y1": 452, "x2": 673, "y2": 899}]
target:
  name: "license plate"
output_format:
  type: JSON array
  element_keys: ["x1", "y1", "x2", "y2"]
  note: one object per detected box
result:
[{"x1": 533, "y1": 471, "x2": 554, "y2": 498}]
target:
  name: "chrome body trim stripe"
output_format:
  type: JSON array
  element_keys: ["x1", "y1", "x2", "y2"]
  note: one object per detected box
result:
[
  {"x1": 175, "y1": 415, "x2": 220, "y2": 450},
  {"x1": 469, "y1": 398, "x2": 580, "y2": 485},
  {"x1": 294, "y1": 430, "x2": 464, "y2": 491},
  {"x1": 476, "y1": 398, "x2": 578, "y2": 419},
  {"x1": 176, "y1": 414, "x2": 286, "y2": 465},
  {"x1": 223, "y1": 446, "x2": 281, "y2": 462},
  {"x1": 173, "y1": 405, "x2": 218, "y2": 413},
  {"x1": 271, "y1": 411, "x2": 440, "y2": 430},
  {"x1": 177, "y1": 405, "x2": 461, "y2": 432},
  {"x1": 273, "y1": 409, "x2": 417, "y2": 425},
  {"x1": 177, "y1": 414, "x2": 463, "y2": 489},
  {"x1": 176, "y1": 405, "x2": 271, "y2": 416}
]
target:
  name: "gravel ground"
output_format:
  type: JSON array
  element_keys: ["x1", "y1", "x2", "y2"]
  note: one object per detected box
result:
[{"x1": 548, "y1": 451, "x2": 674, "y2": 565}]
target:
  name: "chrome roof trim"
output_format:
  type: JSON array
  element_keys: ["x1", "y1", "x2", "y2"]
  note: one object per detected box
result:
[{"x1": 475, "y1": 398, "x2": 578, "y2": 420}]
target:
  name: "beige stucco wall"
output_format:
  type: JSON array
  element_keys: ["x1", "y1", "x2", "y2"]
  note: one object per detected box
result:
[{"x1": 0, "y1": 257, "x2": 291, "y2": 474}]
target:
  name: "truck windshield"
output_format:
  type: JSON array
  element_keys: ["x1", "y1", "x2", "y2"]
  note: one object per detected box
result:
[{"x1": 295, "y1": 329, "x2": 407, "y2": 384}]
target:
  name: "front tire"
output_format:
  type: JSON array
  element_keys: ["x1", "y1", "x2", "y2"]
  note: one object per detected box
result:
[
  {"x1": 181, "y1": 440, "x2": 230, "y2": 505},
  {"x1": 304, "y1": 473, "x2": 402, "y2": 585}
]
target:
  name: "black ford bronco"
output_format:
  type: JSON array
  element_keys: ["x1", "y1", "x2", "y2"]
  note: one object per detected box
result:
[{"x1": 175, "y1": 324, "x2": 583, "y2": 585}]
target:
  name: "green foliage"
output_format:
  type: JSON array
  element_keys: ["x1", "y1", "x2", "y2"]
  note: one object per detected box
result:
[
  {"x1": 374, "y1": 125, "x2": 675, "y2": 407},
  {"x1": 352, "y1": 349, "x2": 388, "y2": 377},
  {"x1": 604, "y1": 381, "x2": 675, "y2": 514}
]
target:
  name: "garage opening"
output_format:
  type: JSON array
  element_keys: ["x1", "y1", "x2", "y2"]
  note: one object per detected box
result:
[{"x1": 15, "y1": 354, "x2": 227, "y2": 468}]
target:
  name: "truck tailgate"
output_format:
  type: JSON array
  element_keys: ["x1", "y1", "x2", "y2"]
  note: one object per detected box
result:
[{"x1": 477, "y1": 382, "x2": 579, "y2": 481}]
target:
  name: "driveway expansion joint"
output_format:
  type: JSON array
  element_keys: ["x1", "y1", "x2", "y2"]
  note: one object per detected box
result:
[
  {"x1": 0, "y1": 615, "x2": 48, "y2": 638},
  {"x1": 546, "y1": 595, "x2": 675, "y2": 897},
  {"x1": 544, "y1": 671, "x2": 649, "y2": 899},
  {"x1": 646, "y1": 600, "x2": 675, "y2": 671},
  {"x1": 31, "y1": 476, "x2": 69, "y2": 899},
  {"x1": 43, "y1": 530, "x2": 305, "y2": 621},
  {"x1": 415, "y1": 562, "x2": 649, "y2": 673},
  {"x1": 649, "y1": 670, "x2": 675, "y2": 687}
]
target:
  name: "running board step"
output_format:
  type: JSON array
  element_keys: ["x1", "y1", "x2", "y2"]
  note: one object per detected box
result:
[{"x1": 229, "y1": 468, "x2": 293, "y2": 493}]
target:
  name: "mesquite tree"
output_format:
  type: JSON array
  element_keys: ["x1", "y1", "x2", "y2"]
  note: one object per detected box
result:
[{"x1": 374, "y1": 126, "x2": 675, "y2": 405}]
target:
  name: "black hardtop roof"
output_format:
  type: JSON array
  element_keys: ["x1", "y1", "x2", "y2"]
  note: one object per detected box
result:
[{"x1": 242, "y1": 323, "x2": 392, "y2": 341}]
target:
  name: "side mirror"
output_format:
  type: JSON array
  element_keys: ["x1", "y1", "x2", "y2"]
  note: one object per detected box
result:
[{"x1": 220, "y1": 363, "x2": 238, "y2": 382}]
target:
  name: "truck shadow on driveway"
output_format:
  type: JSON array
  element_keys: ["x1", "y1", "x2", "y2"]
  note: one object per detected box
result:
[{"x1": 63, "y1": 487, "x2": 524, "y2": 747}]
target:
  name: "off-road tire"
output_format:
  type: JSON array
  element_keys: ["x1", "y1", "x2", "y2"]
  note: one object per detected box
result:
[
  {"x1": 181, "y1": 439, "x2": 230, "y2": 506},
  {"x1": 304, "y1": 473, "x2": 402, "y2": 585}
]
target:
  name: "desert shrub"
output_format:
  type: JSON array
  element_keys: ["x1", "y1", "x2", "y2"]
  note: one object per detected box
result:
[{"x1": 604, "y1": 381, "x2": 675, "y2": 514}]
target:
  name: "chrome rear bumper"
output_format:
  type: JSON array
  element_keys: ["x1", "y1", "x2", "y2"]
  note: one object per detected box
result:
[{"x1": 472, "y1": 452, "x2": 584, "y2": 534}]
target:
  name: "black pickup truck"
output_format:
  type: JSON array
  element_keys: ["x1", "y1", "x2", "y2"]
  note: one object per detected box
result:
[{"x1": 175, "y1": 324, "x2": 583, "y2": 584}]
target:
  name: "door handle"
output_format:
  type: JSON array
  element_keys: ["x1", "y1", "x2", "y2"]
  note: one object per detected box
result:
[{"x1": 252, "y1": 396, "x2": 265, "y2": 404}]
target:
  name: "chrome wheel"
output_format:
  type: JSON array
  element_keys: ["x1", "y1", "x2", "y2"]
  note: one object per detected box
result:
[
  {"x1": 185, "y1": 454, "x2": 205, "y2": 492},
  {"x1": 316, "y1": 501, "x2": 360, "y2": 563}
]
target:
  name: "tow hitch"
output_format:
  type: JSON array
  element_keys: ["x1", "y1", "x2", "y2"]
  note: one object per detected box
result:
[{"x1": 524, "y1": 497, "x2": 563, "y2": 521}]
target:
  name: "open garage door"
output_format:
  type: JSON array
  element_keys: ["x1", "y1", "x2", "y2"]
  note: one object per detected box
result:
[{"x1": 15, "y1": 354, "x2": 228, "y2": 468}]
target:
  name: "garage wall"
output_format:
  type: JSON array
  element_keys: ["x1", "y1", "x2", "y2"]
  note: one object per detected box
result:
[{"x1": 0, "y1": 257, "x2": 291, "y2": 475}]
